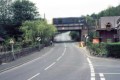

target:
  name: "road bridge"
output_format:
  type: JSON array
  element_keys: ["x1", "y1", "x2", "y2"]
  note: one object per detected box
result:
[{"x1": 53, "y1": 17, "x2": 88, "y2": 41}]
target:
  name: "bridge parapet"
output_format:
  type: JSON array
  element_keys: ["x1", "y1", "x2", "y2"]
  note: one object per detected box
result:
[
  {"x1": 55, "y1": 24, "x2": 80, "y2": 27},
  {"x1": 57, "y1": 26, "x2": 82, "y2": 31}
]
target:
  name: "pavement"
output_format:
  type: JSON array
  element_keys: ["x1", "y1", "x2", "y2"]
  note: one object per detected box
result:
[{"x1": 0, "y1": 46, "x2": 53, "y2": 73}]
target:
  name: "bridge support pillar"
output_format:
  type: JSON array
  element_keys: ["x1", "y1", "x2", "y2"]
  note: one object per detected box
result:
[{"x1": 81, "y1": 29, "x2": 88, "y2": 42}]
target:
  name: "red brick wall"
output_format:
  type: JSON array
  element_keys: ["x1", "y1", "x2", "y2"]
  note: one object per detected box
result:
[{"x1": 98, "y1": 30, "x2": 117, "y2": 42}]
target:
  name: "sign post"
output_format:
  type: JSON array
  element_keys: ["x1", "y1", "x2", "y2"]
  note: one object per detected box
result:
[
  {"x1": 36, "y1": 37, "x2": 41, "y2": 50},
  {"x1": 9, "y1": 39, "x2": 15, "y2": 60}
]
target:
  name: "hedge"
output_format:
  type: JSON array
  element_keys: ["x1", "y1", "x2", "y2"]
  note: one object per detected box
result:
[
  {"x1": 106, "y1": 42, "x2": 120, "y2": 58},
  {"x1": 87, "y1": 42, "x2": 120, "y2": 58}
]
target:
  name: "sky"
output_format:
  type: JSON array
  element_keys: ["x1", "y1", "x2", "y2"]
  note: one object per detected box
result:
[{"x1": 30, "y1": 0, "x2": 120, "y2": 23}]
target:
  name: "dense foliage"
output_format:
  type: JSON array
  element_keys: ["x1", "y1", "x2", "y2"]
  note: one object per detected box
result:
[
  {"x1": 86, "y1": 42, "x2": 107, "y2": 57},
  {"x1": 0, "y1": 0, "x2": 39, "y2": 39},
  {"x1": 87, "y1": 42, "x2": 120, "y2": 58},
  {"x1": 69, "y1": 31, "x2": 80, "y2": 41},
  {"x1": 20, "y1": 20, "x2": 57, "y2": 44},
  {"x1": 12, "y1": 0, "x2": 39, "y2": 25},
  {"x1": 85, "y1": 4, "x2": 120, "y2": 27},
  {"x1": 0, "y1": 0, "x2": 12, "y2": 38},
  {"x1": 0, "y1": 0, "x2": 57, "y2": 51},
  {"x1": 106, "y1": 43, "x2": 120, "y2": 58}
]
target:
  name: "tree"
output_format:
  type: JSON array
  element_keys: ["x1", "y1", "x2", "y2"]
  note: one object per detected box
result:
[
  {"x1": 7, "y1": 0, "x2": 39, "y2": 39},
  {"x1": 70, "y1": 31, "x2": 80, "y2": 41},
  {"x1": 0, "y1": 0, "x2": 13, "y2": 38},
  {"x1": 12, "y1": 0, "x2": 39, "y2": 25},
  {"x1": 86, "y1": 15, "x2": 95, "y2": 26},
  {"x1": 20, "y1": 20, "x2": 57, "y2": 44},
  {"x1": 0, "y1": 0, "x2": 13, "y2": 24}
]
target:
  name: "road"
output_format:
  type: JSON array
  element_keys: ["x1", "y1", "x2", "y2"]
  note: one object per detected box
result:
[{"x1": 0, "y1": 32, "x2": 120, "y2": 80}]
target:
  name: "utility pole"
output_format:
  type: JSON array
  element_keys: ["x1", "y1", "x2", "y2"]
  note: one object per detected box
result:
[{"x1": 44, "y1": 13, "x2": 46, "y2": 20}]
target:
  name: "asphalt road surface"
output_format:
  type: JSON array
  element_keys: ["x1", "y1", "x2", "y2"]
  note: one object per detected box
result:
[{"x1": 0, "y1": 32, "x2": 120, "y2": 80}]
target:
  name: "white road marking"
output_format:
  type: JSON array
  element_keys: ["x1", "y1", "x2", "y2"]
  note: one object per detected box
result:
[
  {"x1": 61, "y1": 48, "x2": 66, "y2": 56},
  {"x1": 27, "y1": 73, "x2": 40, "y2": 80},
  {"x1": 99, "y1": 73, "x2": 106, "y2": 80},
  {"x1": 0, "y1": 47, "x2": 54, "y2": 75},
  {"x1": 87, "y1": 58, "x2": 92, "y2": 64},
  {"x1": 100, "y1": 78, "x2": 105, "y2": 80},
  {"x1": 99, "y1": 73, "x2": 120, "y2": 74},
  {"x1": 44, "y1": 62, "x2": 56, "y2": 70},
  {"x1": 91, "y1": 73, "x2": 95, "y2": 77},
  {"x1": 62, "y1": 53, "x2": 64, "y2": 56},
  {"x1": 91, "y1": 70, "x2": 95, "y2": 73},
  {"x1": 57, "y1": 56, "x2": 62, "y2": 61},
  {"x1": 64, "y1": 43, "x2": 67, "y2": 48},
  {"x1": 90, "y1": 67, "x2": 94, "y2": 71},
  {"x1": 99, "y1": 73, "x2": 104, "y2": 77},
  {"x1": 87, "y1": 57, "x2": 96, "y2": 80},
  {"x1": 57, "y1": 44, "x2": 66, "y2": 61},
  {"x1": 91, "y1": 77, "x2": 95, "y2": 80},
  {"x1": 89, "y1": 63, "x2": 93, "y2": 66}
]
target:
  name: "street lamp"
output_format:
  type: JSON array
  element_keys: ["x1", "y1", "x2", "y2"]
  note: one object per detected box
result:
[
  {"x1": 9, "y1": 39, "x2": 15, "y2": 60},
  {"x1": 36, "y1": 37, "x2": 41, "y2": 50}
]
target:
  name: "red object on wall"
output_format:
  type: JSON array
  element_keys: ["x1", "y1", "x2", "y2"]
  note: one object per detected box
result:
[
  {"x1": 92, "y1": 38, "x2": 99, "y2": 44},
  {"x1": 97, "y1": 29, "x2": 117, "y2": 42}
]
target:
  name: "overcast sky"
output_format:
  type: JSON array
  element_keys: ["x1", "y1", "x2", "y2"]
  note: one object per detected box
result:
[{"x1": 30, "y1": 0, "x2": 120, "y2": 23}]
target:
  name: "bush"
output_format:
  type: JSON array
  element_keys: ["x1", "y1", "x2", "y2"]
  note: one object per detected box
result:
[
  {"x1": 87, "y1": 42, "x2": 107, "y2": 56},
  {"x1": 106, "y1": 42, "x2": 120, "y2": 58},
  {"x1": 87, "y1": 42, "x2": 120, "y2": 58},
  {"x1": 69, "y1": 31, "x2": 80, "y2": 41}
]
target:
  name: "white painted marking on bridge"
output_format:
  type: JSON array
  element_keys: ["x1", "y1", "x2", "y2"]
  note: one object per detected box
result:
[
  {"x1": 44, "y1": 62, "x2": 56, "y2": 70},
  {"x1": 27, "y1": 73, "x2": 40, "y2": 80}
]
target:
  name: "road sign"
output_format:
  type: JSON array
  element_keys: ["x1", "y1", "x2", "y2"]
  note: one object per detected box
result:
[{"x1": 9, "y1": 39, "x2": 14, "y2": 44}]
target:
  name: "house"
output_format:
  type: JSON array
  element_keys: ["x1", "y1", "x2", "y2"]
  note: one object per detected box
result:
[
  {"x1": 117, "y1": 17, "x2": 120, "y2": 41},
  {"x1": 96, "y1": 16, "x2": 120, "y2": 42}
]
